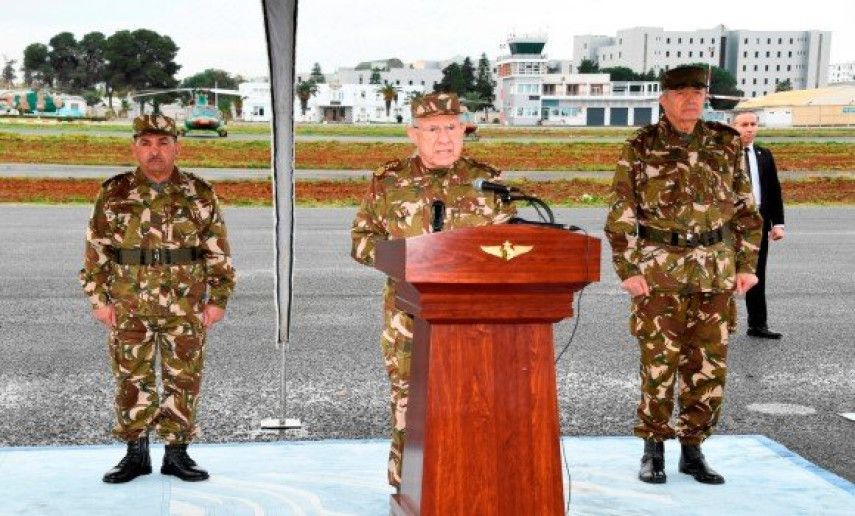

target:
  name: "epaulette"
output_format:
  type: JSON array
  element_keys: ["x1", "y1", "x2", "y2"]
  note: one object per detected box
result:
[
  {"x1": 460, "y1": 156, "x2": 501, "y2": 177},
  {"x1": 373, "y1": 158, "x2": 405, "y2": 178},
  {"x1": 182, "y1": 170, "x2": 214, "y2": 191},
  {"x1": 627, "y1": 124, "x2": 657, "y2": 147},
  {"x1": 704, "y1": 120, "x2": 740, "y2": 137},
  {"x1": 101, "y1": 171, "x2": 134, "y2": 188}
]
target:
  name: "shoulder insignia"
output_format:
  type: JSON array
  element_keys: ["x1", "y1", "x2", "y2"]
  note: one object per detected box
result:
[
  {"x1": 461, "y1": 156, "x2": 502, "y2": 177},
  {"x1": 705, "y1": 120, "x2": 740, "y2": 137},
  {"x1": 374, "y1": 158, "x2": 404, "y2": 177},
  {"x1": 101, "y1": 171, "x2": 134, "y2": 188}
]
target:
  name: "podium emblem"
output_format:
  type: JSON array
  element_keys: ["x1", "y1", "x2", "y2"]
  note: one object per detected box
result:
[{"x1": 480, "y1": 241, "x2": 534, "y2": 261}]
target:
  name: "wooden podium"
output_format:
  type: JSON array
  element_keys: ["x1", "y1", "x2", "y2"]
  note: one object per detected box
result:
[{"x1": 374, "y1": 224, "x2": 601, "y2": 515}]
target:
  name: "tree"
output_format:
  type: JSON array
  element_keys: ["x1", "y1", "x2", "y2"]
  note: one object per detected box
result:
[
  {"x1": 2, "y1": 58, "x2": 17, "y2": 86},
  {"x1": 75, "y1": 31, "x2": 106, "y2": 92},
  {"x1": 369, "y1": 67, "x2": 382, "y2": 85},
  {"x1": 295, "y1": 80, "x2": 318, "y2": 115},
  {"x1": 460, "y1": 56, "x2": 476, "y2": 93},
  {"x1": 182, "y1": 68, "x2": 241, "y2": 112},
  {"x1": 600, "y1": 66, "x2": 641, "y2": 81},
  {"x1": 377, "y1": 83, "x2": 399, "y2": 118},
  {"x1": 310, "y1": 62, "x2": 325, "y2": 84},
  {"x1": 687, "y1": 62, "x2": 742, "y2": 109},
  {"x1": 405, "y1": 90, "x2": 424, "y2": 107},
  {"x1": 104, "y1": 29, "x2": 181, "y2": 112},
  {"x1": 22, "y1": 43, "x2": 50, "y2": 86},
  {"x1": 474, "y1": 53, "x2": 495, "y2": 112},
  {"x1": 775, "y1": 79, "x2": 793, "y2": 93},
  {"x1": 47, "y1": 32, "x2": 80, "y2": 91},
  {"x1": 577, "y1": 58, "x2": 599, "y2": 73},
  {"x1": 435, "y1": 62, "x2": 468, "y2": 96}
]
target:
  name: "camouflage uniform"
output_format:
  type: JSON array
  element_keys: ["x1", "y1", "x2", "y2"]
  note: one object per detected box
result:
[
  {"x1": 604, "y1": 115, "x2": 762, "y2": 444},
  {"x1": 80, "y1": 165, "x2": 235, "y2": 444},
  {"x1": 351, "y1": 154, "x2": 516, "y2": 486}
]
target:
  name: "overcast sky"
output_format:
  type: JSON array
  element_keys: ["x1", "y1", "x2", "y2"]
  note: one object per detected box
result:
[{"x1": 0, "y1": 0, "x2": 851, "y2": 81}]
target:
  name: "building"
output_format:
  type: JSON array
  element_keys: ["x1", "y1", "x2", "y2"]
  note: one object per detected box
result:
[
  {"x1": 296, "y1": 60, "x2": 443, "y2": 92},
  {"x1": 496, "y1": 34, "x2": 660, "y2": 126},
  {"x1": 240, "y1": 81, "x2": 272, "y2": 122},
  {"x1": 296, "y1": 82, "x2": 429, "y2": 124},
  {"x1": 575, "y1": 26, "x2": 831, "y2": 98},
  {"x1": 829, "y1": 62, "x2": 855, "y2": 84},
  {"x1": 735, "y1": 84, "x2": 855, "y2": 127}
]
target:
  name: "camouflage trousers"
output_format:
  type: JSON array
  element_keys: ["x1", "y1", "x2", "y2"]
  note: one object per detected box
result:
[
  {"x1": 108, "y1": 314, "x2": 206, "y2": 444},
  {"x1": 380, "y1": 306, "x2": 413, "y2": 488},
  {"x1": 630, "y1": 292, "x2": 733, "y2": 445}
]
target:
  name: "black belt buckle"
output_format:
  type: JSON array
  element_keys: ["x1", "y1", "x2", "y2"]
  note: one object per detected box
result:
[{"x1": 684, "y1": 231, "x2": 700, "y2": 248}]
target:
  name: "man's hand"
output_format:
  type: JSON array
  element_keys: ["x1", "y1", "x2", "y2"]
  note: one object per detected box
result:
[
  {"x1": 92, "y1": 304, "x2": 116, "y2": 328},
  {"x1": 770, "y1": 226, "x2": 785, "y2": 241},
  {"x1": 621, "y1": 275, "x2": 650, "y2": 297},
  {"x1": 201, "y1": 304, "x2": 226, "y2": 328},
  {"x1": 735, "y1": 273, "x2": 759, "y2": 294}
]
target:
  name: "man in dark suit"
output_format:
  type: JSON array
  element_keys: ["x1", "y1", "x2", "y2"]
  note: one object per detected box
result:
[{"x1": 732, "y1": 111, "x2": 785, "y2": 339}]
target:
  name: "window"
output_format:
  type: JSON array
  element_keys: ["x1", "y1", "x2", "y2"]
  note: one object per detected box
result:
[
  {"x1": 690, "y1": 38, "x2": 693, "y2": 44},
  {"x1": 787, "y1": 65, "x2": 791, "y2": 71},
  {"x1": 408, "y1": 80, "x2": 413, "y2": 85},
  {"x1": 752, "y1": 91, "x2": 756, "y2": 97},
  {"x1": 767, "y1": 38, "x2": 771, "y2": 44},
  {"x1": 775, "y1": 78, "x2": 779, "y2": 84},
  {"x1": 700, "y1": 38, "x2": 704, "y2": 44},
  {"x1": 666, "y1": 37, "x2": 671, "y2": 43},
  {"x1": 395, "y1": 80, "x2": 400, "y2": 85},
  {"x1": 764, "y1": 78, "x2": 768, "y2": 84},
  {"x1": 766, "y1": 51, "x2": 770, "y2": 58},
  {"x1": 755, "y1": 51, "x2": 759, "y2": 58},
  {"x1": 788, "y1": 51, "x2": 792, "y2": 57},
  {"x1": 778, "y1": 38, "x2": 782, "y2": 44},
  {"x1": 789, "y1": 38, "x2": 793, "y2": 44},
  {"x1": 753, "y1": 78, "x2": 757, "y2": 84},
  {"x1": 700, "y1": 51, "x2": 704, "y2": 58},
  {"x1": 590, "y1": 84, "x2": 604, "y2": 95},
  {"x1": 712, "y1": 38, "x2": 716, "y2": 44},
  {"x1": 776, "y1": 65, "x2": 780, "y2": 71},
  {"x1": 677, "y1": 51, "x2": 682, "y2": 57},
  {"x1": 742, "y1": 65, "x2": 746, "y2": 71},
  {"x1": 689, "y1": 51, "x2": 693, "y2": 57},
  {"x1": 754, "y1": 65, "x2": 758, "y2": 71},
  {"x1": 743, "y1": 51, "x2": 748, "y2": 58},
  {"x1": 711, "y1": 51, "x2": 715, "y2": 58},
  {"x1": 678, "y1": 37, "x2": 682, "y2": 43},
  {"x1": 741, "y1": 79, "x2": 745, "y2": 85},
  {"x1": 666, "y1": 51, "x2": 670, "y2": 57},
  {"x1": 765, "y1": 65, "x2": 769, "y2": 71},
  {"x1": 744, "y1": 38, "x2": 748, "y2": 44}
]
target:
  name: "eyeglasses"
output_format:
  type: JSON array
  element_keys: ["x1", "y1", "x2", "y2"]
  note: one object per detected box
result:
[{"x1": 416, "y1": 123, "x2": 464, "y2": 135}]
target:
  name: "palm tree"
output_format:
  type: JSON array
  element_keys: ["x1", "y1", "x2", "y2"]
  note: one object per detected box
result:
[
  {"x1": 377, "y1": 84, "x2": 399, "y2": 118},
  {"x1": 296, "y1": 80, "x2": 319, "y2": 115}
]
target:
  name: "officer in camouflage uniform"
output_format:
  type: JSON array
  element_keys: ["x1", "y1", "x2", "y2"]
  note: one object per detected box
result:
[
  {"x1": 80, "y1": 114, "x2": 235, "y2": 484},
  {"x1": 351, "y1": 93, "x2": 516, "y2": 490},
  {"x1": 604, "y1": 66, "x2": 763, "y2": 485}
]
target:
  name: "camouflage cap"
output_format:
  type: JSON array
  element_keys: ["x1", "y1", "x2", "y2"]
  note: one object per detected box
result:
[
  {"x1": 411, "y1": 92, "x2": 461, "y2": 118},
  {"x1": 661, "y1": 65, "x2": 709, "y2": 90},
  {"x1": 132, "y1": 114, "x2": 178, "y2": 138}
]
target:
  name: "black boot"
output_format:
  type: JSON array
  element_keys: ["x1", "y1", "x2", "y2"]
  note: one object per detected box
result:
[
  {"x1": 679, "y1": 443, "x2": 725, "y2": 484},
  {"x1": 103, "y1": 435, "x2": 152, "y2": 483},
  {"x1": 747, "y1": 326, "x2": 782, "y2": 339},
  {"x1": 638, "y1": 439, "x2": 666, "y2": 484},
  {"x1": 161, "y1": 444, "x2": 209, "y2": 481}
]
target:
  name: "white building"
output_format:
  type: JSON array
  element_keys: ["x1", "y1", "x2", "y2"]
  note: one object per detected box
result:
[
  {"x1": 297, "y1": 60, "x2": 443, "y2": 92},
  {"x1": 496, "y1": 35, "x2": 660, "y2": 126},
  {"x1": 240, "y1": 81, "x2": 272, "y2": 122},
  {"x1": 574, "y1": 26, "x2": 831, "y2": 98},
  {"x1": 294, "y1": 82, "x2": 429, "y2": 124},
  {"x1": 828, "y1": 62, "x2": 855, "y2": 83}
]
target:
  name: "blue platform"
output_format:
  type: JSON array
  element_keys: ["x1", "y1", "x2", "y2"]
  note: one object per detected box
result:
[{"x1": 0, "y1": 436, "x2": 851, "y2": 515}]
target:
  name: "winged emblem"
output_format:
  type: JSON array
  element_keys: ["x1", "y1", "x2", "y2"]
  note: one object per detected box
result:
[{"x1": 480, "y1": 240, "x2": 534, "y2": 261}]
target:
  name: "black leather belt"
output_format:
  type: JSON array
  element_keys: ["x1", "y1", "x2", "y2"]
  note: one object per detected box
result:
[
  {"x1": 638, "y1": 225, "x2": 729, "y2": 248},
  {"x1": 114, "y1": 247, "x2": 203, "y2": 266}
]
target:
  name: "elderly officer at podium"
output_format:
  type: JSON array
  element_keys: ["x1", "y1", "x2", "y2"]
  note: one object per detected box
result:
[
  {"x1": 351, "y1": 92, "x2": 516, "y2": 490},
  {"x1": 80, "y1": 114, "x2": 235, "y2": 484},
  {"x1": 604, "y1": 65, "x2": 762, "y2": 485}
]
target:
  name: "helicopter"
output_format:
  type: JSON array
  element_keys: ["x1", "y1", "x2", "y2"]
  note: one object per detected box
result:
[{"x1": 131, "y1": 88, "x2": 243, "y2": 137}]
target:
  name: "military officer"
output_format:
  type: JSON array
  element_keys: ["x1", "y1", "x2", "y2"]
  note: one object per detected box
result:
[
  {"x1": 351, "y1": 92, "x2": 516, "y2": 490},
  {"x1": 80, "y1": 114, "x2": 236, "y2": 483},
  {"x1": 604, "y1": 65, "x2": 763, "y2": 485}
]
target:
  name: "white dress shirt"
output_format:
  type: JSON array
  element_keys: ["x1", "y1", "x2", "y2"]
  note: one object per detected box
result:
[{"x1": 744, "y1": 144, "x2": 762, "y2": 206}]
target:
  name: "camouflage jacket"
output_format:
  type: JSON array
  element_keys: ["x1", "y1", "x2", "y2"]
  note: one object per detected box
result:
[
  {"x1": 604, "y1": 117, "x2": 763, "y2": 293},
  {"x1": 351, "y1": 155, "x2": 516, "y2": 308},
  {"x1": 79, "y1": 167, "x2": 236, "y2": 317}
]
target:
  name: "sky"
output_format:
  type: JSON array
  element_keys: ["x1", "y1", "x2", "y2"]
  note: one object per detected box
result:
[{"x1": 0, "y1": 0, "x2": 852, "y2": 81}]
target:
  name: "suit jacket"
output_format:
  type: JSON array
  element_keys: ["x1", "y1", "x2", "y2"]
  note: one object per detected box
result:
[{"x1": 750, "y1": 144, "x2": 785, "y2": 226}]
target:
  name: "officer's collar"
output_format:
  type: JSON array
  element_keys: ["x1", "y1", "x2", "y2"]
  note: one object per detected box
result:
[
  {"x1": 412, "y1": 155, "x2": 455, "y2": 176},
  {"x1": 133, "y1": 166, "x2": 181, "y2": 190},
  {"x1": 658, "y1": 116, "x2": 707, "y2": 148}
]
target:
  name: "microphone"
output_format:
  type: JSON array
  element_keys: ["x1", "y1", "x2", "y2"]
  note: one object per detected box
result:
[
  {"x1": 472, "y1": 178, "x2": 517, "y2": 195},
  {"x1": 430, "y1": 200, "x2": 445, "y2": 232}
]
